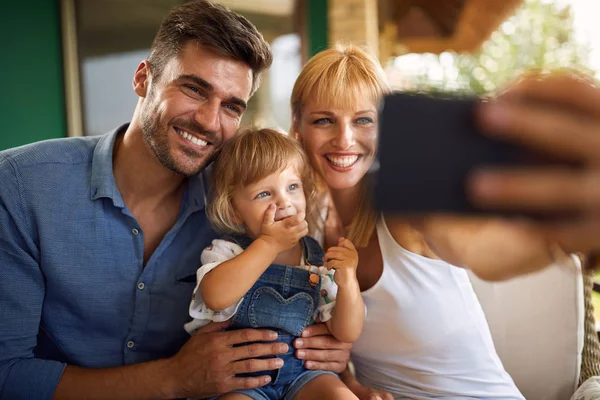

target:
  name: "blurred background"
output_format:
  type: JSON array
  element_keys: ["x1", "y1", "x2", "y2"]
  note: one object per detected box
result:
[
  {"x1": 1, "y1": 0, "x2": 600, "y2": 322},
  {"x1": 2, "y1": 0, "x2": 599, "y2": 147}
]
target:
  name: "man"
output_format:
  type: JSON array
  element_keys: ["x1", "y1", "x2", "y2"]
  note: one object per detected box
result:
[{"x1": 0, "y1": 2, "x2": 350, "y2": 399}]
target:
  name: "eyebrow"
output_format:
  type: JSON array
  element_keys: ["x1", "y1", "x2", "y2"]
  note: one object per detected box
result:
[
  {"x1": 178, "y1": 74, "x2": 248, "y2": 111},
  {"x1": 229, "y1": 97, "x2": 248, "y2": 111},
  {"x1": 309, "y1": 109, "x2": 376, "y2": 116}
]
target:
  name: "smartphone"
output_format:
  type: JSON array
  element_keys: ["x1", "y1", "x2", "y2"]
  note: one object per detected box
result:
[{"x1": 373, "y1": 92, "x2": 561, "y2": 217}]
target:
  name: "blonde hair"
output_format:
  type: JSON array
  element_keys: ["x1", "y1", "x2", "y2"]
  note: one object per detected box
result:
[
  {"x1": 291, "y1": 44, "x2": 390, "y2": 247},
  {"x1": 291, "y1": 44, "x2": 390, "y2": 119},
  {"x1": 208, "y1": 128, "x2": 317, "y2": 234}
]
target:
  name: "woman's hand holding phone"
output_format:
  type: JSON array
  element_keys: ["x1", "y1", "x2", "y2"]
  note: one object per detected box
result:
[{"x1": 473, "y1": 73, "x2": 600, "y2": 254}]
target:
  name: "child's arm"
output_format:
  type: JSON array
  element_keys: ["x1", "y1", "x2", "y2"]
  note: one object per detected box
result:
[
  {"x1": 200, "y1": 237, "x2": 278, "y2": 311},
  {"x1": 322, "y1": 238, "x2": 364, "y2": 343},
  {"x1": 201, "y1": 204, "x2": 308, "y2": 311}
]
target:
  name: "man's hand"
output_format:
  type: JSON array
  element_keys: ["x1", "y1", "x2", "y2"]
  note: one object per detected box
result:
[
  {"x1": 294, "y1": 323, "x2": 352, "y2": 373},
  {"x1": 165, "y1": 321, "x2": 288, "y2": 399},
  {"x1": 258, "y1": 204, "x2": 308, "y2": 252}
]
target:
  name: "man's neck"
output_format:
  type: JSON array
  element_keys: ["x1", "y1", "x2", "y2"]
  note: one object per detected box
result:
[{"x1": 113, "y1": 124, "x2": 186, "y2": 212}]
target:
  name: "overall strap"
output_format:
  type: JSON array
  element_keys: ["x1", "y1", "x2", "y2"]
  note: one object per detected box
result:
[
  {"x1": 301, "y1": 236, "x2": 325, "y2": 267},
  {"x1": 222, "y1": 233, "x2": 254, "y2": 250}
]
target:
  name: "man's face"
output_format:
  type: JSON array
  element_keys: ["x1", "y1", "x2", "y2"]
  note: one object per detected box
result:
[{"x1": 137, "y1": 42, "x2": 253, "y2": 177}]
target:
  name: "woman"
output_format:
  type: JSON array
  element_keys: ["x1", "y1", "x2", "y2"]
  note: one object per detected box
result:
[{"x1": 290, "y1": 44, "x2": 597, "y2": 399}]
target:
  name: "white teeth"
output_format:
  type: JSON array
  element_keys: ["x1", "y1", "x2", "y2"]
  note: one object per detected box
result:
[
  {"x1": 177, "y1": 129, "x2": 208, "y2": 147},
  {"x1": 326, "y1": 155, "x2": 359, "y2": 167}
]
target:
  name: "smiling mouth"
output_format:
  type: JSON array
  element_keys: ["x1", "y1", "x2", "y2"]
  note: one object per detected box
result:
[
  {"x1": 175, "y1": 127, "x2": 211, "y2": 148},
  {"x1": 325, "y1": 154, "x2": 360, "y2": 168}
]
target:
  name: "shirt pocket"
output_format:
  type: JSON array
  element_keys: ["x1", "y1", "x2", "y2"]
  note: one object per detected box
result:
[{"x1": 175, "y1": 265, "x2": 199, "y2": 284}]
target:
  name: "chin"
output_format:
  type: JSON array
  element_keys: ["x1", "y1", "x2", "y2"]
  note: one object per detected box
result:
[
  {"x1": 166, "y1": 160, "x2": 203, "y2": 177},
  {"x1": 323, "y1": 178, "x2": 362, "y2": 191},
  {"x1": 320, "y1": 171, "x2": 363, "y2": 190},
  {"x1": 174, "y1": 153, "x2": 213, "y2": 176},
  {"x1": 317, "y1": 163, "x2": 369, "y2": 189}
]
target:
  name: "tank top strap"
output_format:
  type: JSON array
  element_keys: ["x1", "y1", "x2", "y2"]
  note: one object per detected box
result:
[{"x1": 375, "y1": 215, "x2": 406, "y2": 264}]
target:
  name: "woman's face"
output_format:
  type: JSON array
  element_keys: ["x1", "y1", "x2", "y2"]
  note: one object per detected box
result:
[{"x1": 295, "y1": 95, "x2": 378, "y2": 191}]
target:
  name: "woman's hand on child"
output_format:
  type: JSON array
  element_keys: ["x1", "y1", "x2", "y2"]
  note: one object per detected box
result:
[
  {"x1": 323, "y1": 237, "x2": 359, "y2": 285},
  {"x1": 351, "y1": 384, "x2": 394, "y2": 400},
  {"x1": 165, "y1": 320, "x2": 288, "y2": 398},
  {"x1": 340, "y1": 367, "x2": 394, "y2": 400},
  {"x1": 259, "y1": 204, "x2": 308, "y2": 252}
]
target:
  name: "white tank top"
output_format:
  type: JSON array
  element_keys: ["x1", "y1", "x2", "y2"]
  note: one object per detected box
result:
[{"x1": 351, "y1": 217, "x2": 524, "y2": 400}]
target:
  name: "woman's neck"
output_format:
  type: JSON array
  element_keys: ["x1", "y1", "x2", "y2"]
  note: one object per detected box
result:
[{"x1": 329, "y1": 185, "x2": 362, "y2": 227}]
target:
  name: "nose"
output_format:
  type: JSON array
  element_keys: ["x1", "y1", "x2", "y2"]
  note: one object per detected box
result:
[
  {"x1": 272, "y1": 193, "x2": 297, "y2": 221},
  {"x1": 332, "y1": 122, "x2": 356, "y2": 149},
  {"x1": 193, "y1": 99, "x2": 220, "y2": 134},
  {"x1": 274, "y1": 193, "x2": 291, "y2": 210}
]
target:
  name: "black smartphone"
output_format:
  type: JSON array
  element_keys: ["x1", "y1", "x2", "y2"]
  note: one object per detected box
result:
[{"x1": 373, "y1": 92, "x2": 561, "y2": 217}]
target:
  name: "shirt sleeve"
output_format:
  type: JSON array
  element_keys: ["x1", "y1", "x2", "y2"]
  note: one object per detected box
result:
[
  {"x1": 184, "y1": 239, "x2": 245, "y2": 334},
  {"x1": 0, "y1": 154, "x2": 66, "y2": 400},
  {"x1": 314, "y1": 268, "x2": 338, "y2": 323}
]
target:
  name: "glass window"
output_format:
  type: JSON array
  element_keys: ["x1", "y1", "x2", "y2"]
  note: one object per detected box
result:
[{"x1": 69, "y1": 0, "x2": 300, "y2": 136}]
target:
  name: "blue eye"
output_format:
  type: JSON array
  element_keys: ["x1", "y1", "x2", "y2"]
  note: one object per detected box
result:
[
  {"x1": 289, "y1": 184, "x2": 299, "y2": 191},
  {"x1": 255, "y1": 191, "x2": 269, "y2": 199},
  {"x1": 356, "y1": 117, "x2": 373, "y2": 125},
  {"x1": 313, "y1": 118, "x2": 333, "y2": 126}
]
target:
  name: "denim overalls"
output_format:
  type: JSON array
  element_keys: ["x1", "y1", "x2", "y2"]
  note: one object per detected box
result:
[{"x1": 214, "y1": 235, "x2": 336, "y2": 400}]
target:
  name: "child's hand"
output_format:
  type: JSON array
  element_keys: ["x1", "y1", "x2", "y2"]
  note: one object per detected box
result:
[
  {"x1": 323, "y1": 237, "x2": 359, "y2": 286},
  {"x1": 259, "y1": 204, "x2": 308, "y2": 252}
]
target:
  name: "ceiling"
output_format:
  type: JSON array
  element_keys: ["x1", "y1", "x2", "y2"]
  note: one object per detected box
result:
[
  {"x1": 218, "y1": 0, "x2": 294, "y2": 16},
  {"x1": 76, "y1": 0, "x2": 296, "y2": 58},
  {"x1": 75, "y1": 0, "x2": 521, "y2": 59},
  {"x1": 380, "y1": 0, "x2": 524, "y2": 54}
]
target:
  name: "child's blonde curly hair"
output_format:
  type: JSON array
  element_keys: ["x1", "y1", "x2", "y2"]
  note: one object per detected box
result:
[{"x1": 208, "y1": 127, "x2": 317, "y2": 234}]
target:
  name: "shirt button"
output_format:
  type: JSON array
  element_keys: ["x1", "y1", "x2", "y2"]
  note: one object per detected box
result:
[
  {"x1": 137, "y1": 282, "x2": 145, "y2": 290},
  {"x1": 127, "y1": 341, "x2": 135, "y2": 349},
  {"x1": 132, "y1": 228, "x2": 139, "y2": 235}
]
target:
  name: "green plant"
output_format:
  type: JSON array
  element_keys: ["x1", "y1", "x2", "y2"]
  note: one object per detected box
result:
[{"x1": 391, "y1": 0, "x2": 594, "y2": 94}]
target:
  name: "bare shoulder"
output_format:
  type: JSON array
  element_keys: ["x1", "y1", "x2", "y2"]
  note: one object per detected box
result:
[{"x1": 381, "y1": 214, "x2": 439, "y2": 258}]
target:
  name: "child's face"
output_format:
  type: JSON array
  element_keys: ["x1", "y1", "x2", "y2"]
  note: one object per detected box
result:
[{"x1": 232, "y1": 165, "x2": 306, "y2": 239}]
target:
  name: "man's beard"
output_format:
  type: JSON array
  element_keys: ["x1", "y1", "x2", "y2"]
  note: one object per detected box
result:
[{"x1": 140, "y1": 104, "x2": 220, "y2": 177}]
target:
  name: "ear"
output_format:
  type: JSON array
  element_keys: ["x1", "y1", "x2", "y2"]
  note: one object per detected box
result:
[
  {"x1": 132, "y1": 60, "x2": 151, "y2": 97},
  {"x1": 291, "y1": 117, "x2": 302, "y2": 142}
]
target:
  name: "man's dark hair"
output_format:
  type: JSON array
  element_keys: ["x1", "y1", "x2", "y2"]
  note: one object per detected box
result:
[{"x1": 148, "y1": 0, "x2": 272, "y2": 95}]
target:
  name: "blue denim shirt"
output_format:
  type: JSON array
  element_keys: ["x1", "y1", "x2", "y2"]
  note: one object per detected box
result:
[{"x1": 0, "y1": 125, "x2": 217, "y2": 400}]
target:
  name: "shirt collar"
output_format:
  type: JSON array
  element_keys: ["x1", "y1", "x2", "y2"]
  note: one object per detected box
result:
[
  {"x1": 90, "y1": 124, "x2": 207, "y2": 213},
  {"x1": 185, "y1": 169, "x2": 208, "y2": 214},
  {"x1": 90, "y1": 124, "x2": 126, "y2": 207}
]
